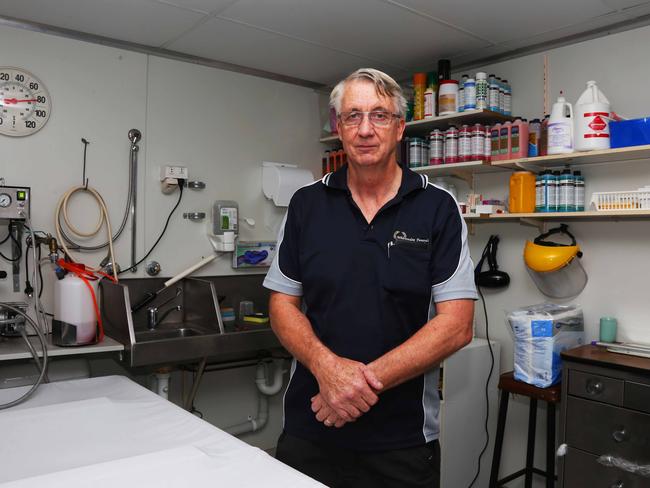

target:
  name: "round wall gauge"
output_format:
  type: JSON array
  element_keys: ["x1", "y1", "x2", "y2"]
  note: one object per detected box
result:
[{"x1": 0, "y1": 67, "x2": 51, "y2": 137}]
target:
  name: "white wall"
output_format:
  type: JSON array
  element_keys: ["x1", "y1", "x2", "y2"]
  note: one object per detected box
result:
[
  {"x1": 0, "y1": 25, "x2": 321, "y2": 450},
  {"x1": 464, "y1": 25, "x2": 650, "y2": 487}
]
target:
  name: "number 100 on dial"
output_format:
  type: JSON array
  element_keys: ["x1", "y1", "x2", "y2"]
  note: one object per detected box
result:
[{"x1": 0, "y1": 67, "x2": 51, "y2": 137}]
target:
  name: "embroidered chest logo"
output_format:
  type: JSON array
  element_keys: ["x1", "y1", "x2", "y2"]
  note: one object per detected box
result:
[{"x1": 392, "y1": 230, "x2": 430, "y2": 249}]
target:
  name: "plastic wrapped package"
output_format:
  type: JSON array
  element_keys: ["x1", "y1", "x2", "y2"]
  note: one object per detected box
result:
[{"x1": 506, "y1": 303, "x2": 584, "y2": 387}]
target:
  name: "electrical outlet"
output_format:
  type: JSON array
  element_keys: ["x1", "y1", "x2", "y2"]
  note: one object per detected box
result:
[{"x1": 160, "y1": 165, "x2": 189, "y2": 181}]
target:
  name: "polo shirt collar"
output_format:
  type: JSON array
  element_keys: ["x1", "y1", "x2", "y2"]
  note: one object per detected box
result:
[{"x1": 322, "y1": 164, "x2": 428, "y2": 198}]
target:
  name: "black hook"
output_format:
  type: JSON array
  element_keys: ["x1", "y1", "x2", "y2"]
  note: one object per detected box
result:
[{"x1": 81, "y1": 138, "x2": 90, "y2": 190}]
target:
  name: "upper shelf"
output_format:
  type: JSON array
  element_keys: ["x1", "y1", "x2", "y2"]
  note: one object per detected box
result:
[
  {"x1": 492, "y1": 144, "x2": 650, "y2": 170},
  {"x1": 319, "y1": 109, "x2": 513, "y2": 144}
]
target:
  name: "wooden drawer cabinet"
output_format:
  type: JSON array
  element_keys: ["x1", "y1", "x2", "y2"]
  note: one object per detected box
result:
[{"x1": 560, "y1": 345, "x2": 650, "y2": 488}]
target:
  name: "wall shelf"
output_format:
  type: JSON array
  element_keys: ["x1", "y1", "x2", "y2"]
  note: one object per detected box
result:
[
  {"x1": 412, "y1": 160, "x2": 507, "y2": 184},
  {"x1": 491, "y1": 144, "x2": 650, "y2": 171},
  {"x1": 464, "y1": 209, "x2": 650, "y2": 231},
  {"x1": 319, "y1": 109, "x2": 513, "y2": 144}
]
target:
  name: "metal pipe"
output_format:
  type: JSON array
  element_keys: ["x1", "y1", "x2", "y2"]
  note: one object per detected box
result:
[{"x1": 128, "y1": 129, "x2": 141, "y2": 273}]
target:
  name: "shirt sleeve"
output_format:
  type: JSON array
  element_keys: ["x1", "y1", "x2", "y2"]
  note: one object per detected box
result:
[
  {"x1": 430, "y1": 195, "x2": 478, "y2": 303},
  {"x1": 263, "y1": 201, "x2": 303, "y2": 296}
]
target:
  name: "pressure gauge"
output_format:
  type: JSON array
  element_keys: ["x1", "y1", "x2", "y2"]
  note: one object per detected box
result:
[
  {"x1": 0, "y1": 193, "x2": 11, "y2": 208},
  {"x1": 0, "y1": 67, "x2": 51, "y2": 137}
]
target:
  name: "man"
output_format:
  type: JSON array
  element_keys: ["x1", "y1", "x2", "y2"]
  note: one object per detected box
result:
[{"x1": 263, "y1": 68, "x2": 477, "y2": 487}]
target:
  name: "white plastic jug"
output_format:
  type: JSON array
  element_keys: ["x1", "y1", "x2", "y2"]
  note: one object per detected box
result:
[
  {"x1": 53, "y1": 274, "x2": 98, "y2": 345},
  {"x1": 574, "y1": 80, "x2": 611, "y2": 152},
  {"x1": 548, "y1": 95, "x2": 574, "y2": 155}
]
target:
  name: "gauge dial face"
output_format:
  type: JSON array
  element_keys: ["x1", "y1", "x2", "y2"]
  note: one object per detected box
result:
[
  {"x1": 0, "y1": 193, "x2": 12, "y2": 208},
  {"x1": 0, "y1": 67, "x2": 51, "y2": 137}
]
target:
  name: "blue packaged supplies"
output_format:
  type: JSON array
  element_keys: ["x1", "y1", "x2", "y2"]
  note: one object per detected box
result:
[
  {"x1": 506, "y1": 303, "x2": 584, "y2": 387},
  {"x1": 610, "y1": 118, "x2": 650, "y2": 148}
]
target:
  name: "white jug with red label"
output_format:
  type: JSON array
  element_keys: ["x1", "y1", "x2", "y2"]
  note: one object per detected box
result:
[{"x1": 574, "y1": 80, "x2": 611, "y2": 152}]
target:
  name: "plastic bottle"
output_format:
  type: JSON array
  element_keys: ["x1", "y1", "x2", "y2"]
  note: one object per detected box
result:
[
  {"x1": 535, "y1": 172, "x2": 543, "y2": 212},
  {"x1": 470, "y1": 124, "x2": 484, "y2": 161},
  {"x1": 476, "y1": 72, "x2": 488, "y2": 110},
  {"x1": 438, "y1": 80, "x2": 459, "y2": 115},
  {"x1": 483, "y1": 126, "x2": 492, "y2": 163},
  {"x1": 53, "y1": 274, "x2": 99, "y2": 345},
  {"x1": 504, "y1": 80, "x2": 512, "y2": 116},
  {"x1": 464, "y1": 76, "x2": 477, "y2": 111},
  {"x1": 491, "y1": 123, "x2": 501, "y2": 161},
  {"x1": 458, "y1": 125, "x2": 472, "y2": 162},
  {"x1": 552, "y1": 170, "x2": 561, "y2": 212},
  {"x1": 488, "y1": 74, "x2": 499, "y2": 112},
  {"x1": 540, "y1": 115, "x2": 549, "y2": 156},
  {"x1": 499, "y1": 121, "x2": 512, "y2": 159},
  {"x1": 574, "y1": 80, "x2": 611, "y2": 151},
  {"x1": 413, "y1": 73, "x2": 427, "y2": 121},
  {"x1": 547, "y1": 94, "x2": 574, "y2": 155},
  {"x1": 539, "y1": 170, "x2": 554, "y2": 212},
  {"x1": 509, "y1": 171, "x2": 536, "y2": 213},
  {"x1": 498, "y1": 78, "x2": 505, "y2": 114},
  {"x1": 558, "y1": 168, "x2": 575, "y2": 212},
  {"x1": 444, "y1": 126, "x2": 459, "y2": 164},
  {"x1": 423, "y1": 72, "x2": 437, "y2": 119},
  {"x1": 528, "y1": 119, "x2": 542, "y2": 157},
  {"x1": 437, "y1": 59, "x2": 451, "y2": 82},
  {"x1": 510, "y1": 118, "x2": 529, "y2": 159},
  {"x1": 458, "y1": 74, "x2": 468, "y2": 113},
  {"x1": 429, "y1": 129, "x2": 444, "y2": 165},
  {"x1": 574, "y1": 170, "x2": 585, "y2": 211}
]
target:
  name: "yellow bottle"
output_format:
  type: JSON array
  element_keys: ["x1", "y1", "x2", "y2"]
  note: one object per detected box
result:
[{"x1": 509, "y1": 171, "x2": 536, "y2": 213}]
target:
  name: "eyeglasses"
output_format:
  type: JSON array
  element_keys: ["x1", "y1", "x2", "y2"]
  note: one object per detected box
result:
[{"x1": 338, "y1": 111, "x2": 400, "y2": 127}]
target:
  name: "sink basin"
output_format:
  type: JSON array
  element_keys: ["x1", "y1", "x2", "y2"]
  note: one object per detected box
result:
[{"x1": 135, "y1": 327, "x2": 203, "y2": 342}]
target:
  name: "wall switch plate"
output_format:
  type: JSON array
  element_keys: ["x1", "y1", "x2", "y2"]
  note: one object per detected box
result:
[{"x1": 160, "y1": 165, "x2": 188, "y2": 181}]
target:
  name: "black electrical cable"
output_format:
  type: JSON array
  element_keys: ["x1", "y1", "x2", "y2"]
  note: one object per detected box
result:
[
  {"x1": 118, "y1": 184, "x2": 184, "y2": 275},
  {"x1": 0, "y1": 226, "x2": 22, "y2": 262},
  {"x1": 467, "y1": 283, "x2": 496, "y2": 488},
  {"x1": 37, "y1": 244, "x2": 44, "y2": 299}
]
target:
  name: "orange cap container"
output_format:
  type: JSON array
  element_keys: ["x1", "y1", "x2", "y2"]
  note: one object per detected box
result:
[{"x1": 509, "y1": 171, "x2": 536, "y2": 213}]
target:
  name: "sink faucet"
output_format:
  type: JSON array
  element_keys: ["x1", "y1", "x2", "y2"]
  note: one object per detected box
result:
[{"x1": 147, "y1": 305, "x2": 182, "y2": 330}]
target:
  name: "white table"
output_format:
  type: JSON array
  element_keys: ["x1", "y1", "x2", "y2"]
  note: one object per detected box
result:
[{"x1": 0, "y1": 375, "x2": 323, "y2": 487}]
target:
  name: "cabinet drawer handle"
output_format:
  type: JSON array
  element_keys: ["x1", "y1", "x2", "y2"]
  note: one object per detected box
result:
[
  {"x1": 586, "y1": 378, "x2": 604, "y2": 395},
  {"x1": 612, "y1": 428, "x2": 628, "y2": 443}
]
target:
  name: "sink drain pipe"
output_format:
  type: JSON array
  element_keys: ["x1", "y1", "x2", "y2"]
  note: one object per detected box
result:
[{"x1": 225, "y1": 359, "x2": 285, "y2": 436}]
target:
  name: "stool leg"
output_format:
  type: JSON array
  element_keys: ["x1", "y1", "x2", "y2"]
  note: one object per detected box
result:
[
  {"x1": 489, "y1": 389, "x2": 509, "y2": 488},
  {"x1": 525, "y1": 398, "x2": 537, "y2": 488},
  {"x1": 547, "y1": 403, "x2": 556, "y2": 488}
]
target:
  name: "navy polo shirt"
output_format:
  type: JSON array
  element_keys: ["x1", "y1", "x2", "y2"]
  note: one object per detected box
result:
[{"x1": 264, "y1": 165, "x2": 477, "y2": 451}]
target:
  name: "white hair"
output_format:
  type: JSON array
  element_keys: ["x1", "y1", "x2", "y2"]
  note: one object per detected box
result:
[{"x1": 329, "y1": 68, "x2": 407, "y2": 118}]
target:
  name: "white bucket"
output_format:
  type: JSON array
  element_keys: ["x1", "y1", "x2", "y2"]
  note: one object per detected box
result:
[{"x1": 575, "y1": 81, "x2": 611, "y2": 152}]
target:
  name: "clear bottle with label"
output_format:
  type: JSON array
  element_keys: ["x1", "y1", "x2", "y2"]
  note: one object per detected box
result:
[
  {"x1": 499, "y1": 121, "x2": 512, "y2": 159},
  {"x1": 444, "y1": 126, "x2": 459, "y2": 164},
  {"x1": 528, "y1": 119, "x2": 542, "y2": 157},
  {"x1": 464, "y1": 76, "x2": 476, "y2": 111},
  {"x1": 458, "y1": 74, "x2": 468, "y2": 113},
  {"x1": 498, "y1": 78, "x2": 505, "y2": 114},
  {"x1": 539, "y1": 170, "x2": 555, "y2": 212},
  {"x1": 476, "y1": 72, "x2": 488, "y2": 110},
  {"x1": 558, "y1": 168, "x2": 575, "y2": 212},
  {"x1": 535, "y1": 172, "x2": 544, "y2": 212},
  {"x1": 488, "y1": 74, "x2": 500, "y2": 112},
  {"x1": 574, "y1": 170, "x2": 585, "y2": 211},
  {"x1": 458, "y1": 125, "x2": 472, "y2": 162},
  {"x1": 504, "y1": 80, "x2": 512, "y2": 116}
]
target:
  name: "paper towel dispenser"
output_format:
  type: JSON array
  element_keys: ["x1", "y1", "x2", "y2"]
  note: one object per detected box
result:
[{"x1": 262, "y1": 161, "x2": 314, "y2": 207}]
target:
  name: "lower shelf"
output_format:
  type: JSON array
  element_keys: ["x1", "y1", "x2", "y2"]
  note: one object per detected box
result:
[{"x1": 464, "y1": 209, "x2": 650, "y2": 222}]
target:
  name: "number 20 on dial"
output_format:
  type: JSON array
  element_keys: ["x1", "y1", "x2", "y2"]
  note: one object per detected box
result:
[{"x1": 0, "y1": 67, "x2": 51, "y2": 137}]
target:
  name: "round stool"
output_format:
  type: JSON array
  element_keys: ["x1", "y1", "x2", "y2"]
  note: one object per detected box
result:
[{"x1": 489, "y1": 371, "x2": 561, "y2": 488}]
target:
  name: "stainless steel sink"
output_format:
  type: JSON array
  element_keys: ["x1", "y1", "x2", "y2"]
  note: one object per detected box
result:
[
  {"x1": 134, "y1": 327, "x2": 205, "y2": 342},
  {"x1": 101, "y1": 277, "x2": 281, "y2": 367}
]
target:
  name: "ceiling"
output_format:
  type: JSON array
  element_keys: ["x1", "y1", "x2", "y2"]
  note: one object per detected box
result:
[{"x1": 2, "y1": 0, "x2": 650, "y2": 88}]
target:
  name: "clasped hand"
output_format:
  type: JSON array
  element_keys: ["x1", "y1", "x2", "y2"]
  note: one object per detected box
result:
[{"x1": 311, "y1": 356, "x2": 382, "y2": 428}]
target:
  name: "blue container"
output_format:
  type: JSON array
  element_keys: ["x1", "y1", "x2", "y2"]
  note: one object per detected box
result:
[{"x1": 610, "y1": 118, "x2": 650, "y2": 148}]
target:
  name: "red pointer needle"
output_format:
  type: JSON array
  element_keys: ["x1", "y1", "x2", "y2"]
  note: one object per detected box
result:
[{"x1": 3, "y1": 98, "x2": 37, "y2": 104}]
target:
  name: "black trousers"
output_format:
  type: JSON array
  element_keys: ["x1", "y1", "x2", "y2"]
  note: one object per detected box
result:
[{"x1": 276, "y1": 432, "x2": 440, "y2": 488}]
